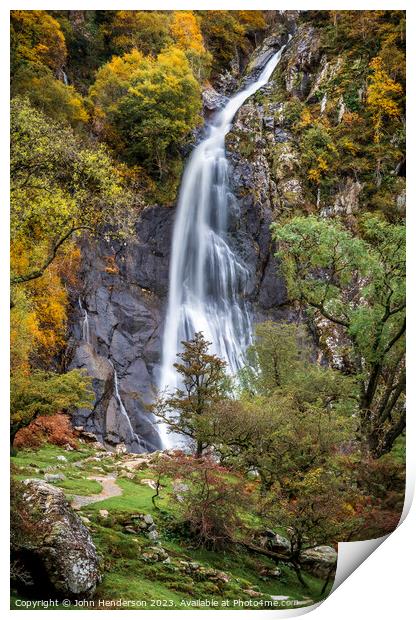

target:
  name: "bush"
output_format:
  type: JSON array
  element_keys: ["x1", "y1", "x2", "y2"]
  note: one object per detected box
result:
[{"x1": 14, "y1": 413, "x2": 78, "y2": 450}]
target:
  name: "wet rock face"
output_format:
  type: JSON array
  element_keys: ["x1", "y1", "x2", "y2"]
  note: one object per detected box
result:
[
  {"x1": 68, "y1": 205, "x2": 173, "y2": 453},
  {"x1": 11, "y1": 480, "x2": 101, "y2": 599}
]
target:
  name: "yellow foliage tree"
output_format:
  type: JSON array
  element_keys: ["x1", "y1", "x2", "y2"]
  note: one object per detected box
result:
[
  {"x1": 11, "y1": 10, "x2": 67, "y2": 72},
  {"x1": 367, "y1": 56, "x2": 403, "y2": 143},
  {"x1": 170, "y1": 11, "x2": 205, "y2": 54}
]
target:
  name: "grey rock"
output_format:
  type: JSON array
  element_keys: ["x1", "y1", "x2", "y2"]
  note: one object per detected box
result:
[
  {"x1": 44, "y1": 473, "x2": 66, "y2": 482},
  {"x1": 300, "y1": 545, "x2": 337, "y2": 578},
  {"x1": 12, "y1": 480, "x2": 101, "y2": 598},
  {"x1": 270, "y1": 534, "x2": 291, "y2": 555}
]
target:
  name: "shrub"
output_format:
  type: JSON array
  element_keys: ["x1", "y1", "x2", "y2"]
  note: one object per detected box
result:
[{"x1": 14, "y1": 413, "x2": 78, "y2": 450}]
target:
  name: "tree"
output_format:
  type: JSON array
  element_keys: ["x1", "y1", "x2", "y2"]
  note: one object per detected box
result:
[
  {"x1": 199, "y1": 11, "x2": 246, "y2": 76},
  {"x1": 90, "y1": 47, "x2": 201, "y2": 177},
  {"x1": 206, "y1": 323, "x2": 356, "y2": 490},
  {"x1": 367, "y1": 56, "x2": 403, "y2": 144},
  {"x1": 110, "y1": 11, "x2": 171, "y2": 56},
  {"x1": 111, "y1": 47, "x2": 201, "y2": 175},
  {"x1": 12, "y1": 63, "x2": 88, "y2": 128},
  {"x1": 153, "y1": 332, "x2": 229, "y2": 456},
  {"x1": 11, "y1": 10, "x2": 67, "y2": 74},
  {"x1": 273, "y1": 215, "x2": 405, "y2": 457},
  {"x1": 170, "y1": 11, "x2": 212, "y2": 80},
  {"x1": 10, "y1": 368, "x2": 93, "y2": 449},
  {"x1": 152, "y1": 454, "x2": 248, "y2": 549},
  {"x1": 259, "y1": 467, "x2": 362, "y2": 588},
  {"x1": 10, "y1": 97, "x2": 133, "y2": 286}
]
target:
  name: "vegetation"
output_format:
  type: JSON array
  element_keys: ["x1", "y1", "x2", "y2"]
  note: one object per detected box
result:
[
  {"x1": 10, "y1": 8, "x2": 405, "y2": 609},
  {"x1": 273, "y1": 216, "x2": 405, "y2": 457}
]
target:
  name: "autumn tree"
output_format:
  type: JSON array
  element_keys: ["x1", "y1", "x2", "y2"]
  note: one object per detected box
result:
[
  {"x1": 153, "y1": 332, "x2": 229, "y2": 456},
  {"x1": 367, "y1": 56, "x2": 403, "y2": 144},
  {"x1": 91, "y1": 47, "x2": 201, "y2": 178},
  {"x1": 259, "y1": 467, "x2": 361, "y2": 588},
  {"x1": 273, "y1": 215, "x2": 405, "y2": 457},
  {"x1": 110, "y1": 11, "x2": 171, "y2": 56},
  {"x1": 10, "y1": 97, "x2": 133, "y2": 286},
  {"x1": 10, "y1": 369, "x2": 93, "y2": 449},
  {"x1": 152, "y1": 454, "x2": 248, "y2": 549},
  {"x1": 170, "y1": 11, "x2": 211, "y2": 80},
  {"x1": 11, "y1": 10, "x2": 67, "y2": 74}
]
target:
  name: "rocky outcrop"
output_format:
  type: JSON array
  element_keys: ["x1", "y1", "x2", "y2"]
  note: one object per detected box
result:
[
  {"x1": 11, "y1": 479, "x2": 101, "y2": 598},
  {"x1": 68, "y1": 205, "x2": 173, "y2": 453},
  {"x1": 300, "y1": 545, "x2": 338, "y2": 579},
  {"x1": 281, "y1": 24, "x2": 321, "y2": 99}
]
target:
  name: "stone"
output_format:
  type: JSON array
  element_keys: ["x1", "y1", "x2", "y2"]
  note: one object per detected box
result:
[
  {"x1": 270, "y1": 533, "x2": 291, "y2": 555},
  {"x1": 143, "y1": 514, "x2": 154, "y2": 525},
  {"x1": 140, "y1": 478, "x2": 157, "y2": 489},
  {"x1": 57, "y1": 455, "x2": 68, "y2": 462},
  {"x1": 300, "y1": 545, "x2": 337, "y2": 579},
  {"x1": 12, "y1": 480, "x2": 100, "y2": 598},
  {"x1": 147, "y1": 530, "x2": 159, "y2": 541},
  {"x1": 44, "y1": 473, "x2": 66, "y2": 482},
  {"x1": 99, "y1": 509, "x2": 109, "y2": 518},
  {"x1": 202, "y1": 86, "x2": 228, "y2": 113},
  {"x1": 243, "y1": 589, "x2": 262, "y2": 598},
  {"x1": 125, "y1": 526, "x2": 137, "y2": 535}
]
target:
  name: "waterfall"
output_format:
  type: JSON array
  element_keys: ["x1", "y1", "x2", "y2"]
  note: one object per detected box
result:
[
  {"x1": 78, "y1": 297, "x2": 90, "y2": 344},
  {"x1": 158, "y1": 44, "x2": 288, "y2": 448},
  {"x1": 111, "y1": 361, "x2": 144, "y2": 452}
]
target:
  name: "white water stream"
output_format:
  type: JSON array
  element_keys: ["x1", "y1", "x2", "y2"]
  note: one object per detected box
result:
[{"x1": 159, "y1": 45, "x2": 287, "y2": 447}]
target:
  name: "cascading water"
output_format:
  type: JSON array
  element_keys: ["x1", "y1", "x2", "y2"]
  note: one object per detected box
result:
[
  {"x1": 78, "y1": 297, "x2": 90, "y2": 344},
  {"x1": 110, "y1": 360, "x2": 144, "y2": 452},
  {"x1": 159, "y1": 44, "x2": 288, "y2": 447}
]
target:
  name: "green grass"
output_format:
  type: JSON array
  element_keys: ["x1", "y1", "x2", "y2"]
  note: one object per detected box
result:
[
  {"x1": 57, "y1": 478, "x2": 103, "y2": 496},
  {"x1": 11, "y1": 443, "x2": 331, "y2": 610}
]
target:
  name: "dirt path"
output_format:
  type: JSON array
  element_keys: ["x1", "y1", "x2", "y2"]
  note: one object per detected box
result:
[{"x1": 71, "y1": 476, "x2": 122, "y2": 509}]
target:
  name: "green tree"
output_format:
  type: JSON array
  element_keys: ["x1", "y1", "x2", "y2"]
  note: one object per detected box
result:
[
  {"x1": 109, "y1": 11, "x2": 171, "y2": 56},
  {"x1": 207, "y1": 323, "x2": 356, "y2": 489},
  {"x1": 153, "y1": 332, "x2": 229, "y2": 456},
  {"x1": 111, "y1": 47, "x2": 201, "y2": 175},
  {"x1": 12, "y1": 63, "x2": 88, "y2": 128},
  {"x1": 199, "y1": 11, "x2": 246, "y2": 75},
  {"x1": 10, "y1": 368, "x2": 93, "y2": 449},
  {"x1": 260, "y1": 467, "x2": 361, "y2": 589},
  {"x1": 273, "y1": 215, "x2": 405, "y2": 457}
]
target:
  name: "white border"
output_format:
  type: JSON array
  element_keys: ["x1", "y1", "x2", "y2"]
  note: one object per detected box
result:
[{"x1": 1, "y1": 2, "x2": 414, "y2": 619}]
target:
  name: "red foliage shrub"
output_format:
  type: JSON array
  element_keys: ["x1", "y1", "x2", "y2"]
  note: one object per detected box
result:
[
  {"x1": 14, "y1": 413, "x2": 78, "y2": 449},
  {"x1": 152, "y1": 454, "x2": 250, "y2": 549}
]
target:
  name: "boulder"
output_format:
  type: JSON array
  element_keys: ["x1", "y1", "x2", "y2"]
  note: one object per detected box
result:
[
  {"x1": 202, "y1": 86, "x2": 228, "y2": 113},
  {"x1": 300, "y1": 545, "x2": 337, "y2": 578},
  {"x1": 44, "y1": 473, "x2": 66, "y2": 483},
  {"x1": 270, "y1": 534, "x2": 291, "y2": 555},
  {"x1": 11, "y1": 480, "x2": 101, "y2": 598}
]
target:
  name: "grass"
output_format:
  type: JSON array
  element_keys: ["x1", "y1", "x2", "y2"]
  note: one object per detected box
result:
[{"x1": 11, "y1": 443, "x2": 332, "y2": 610}]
